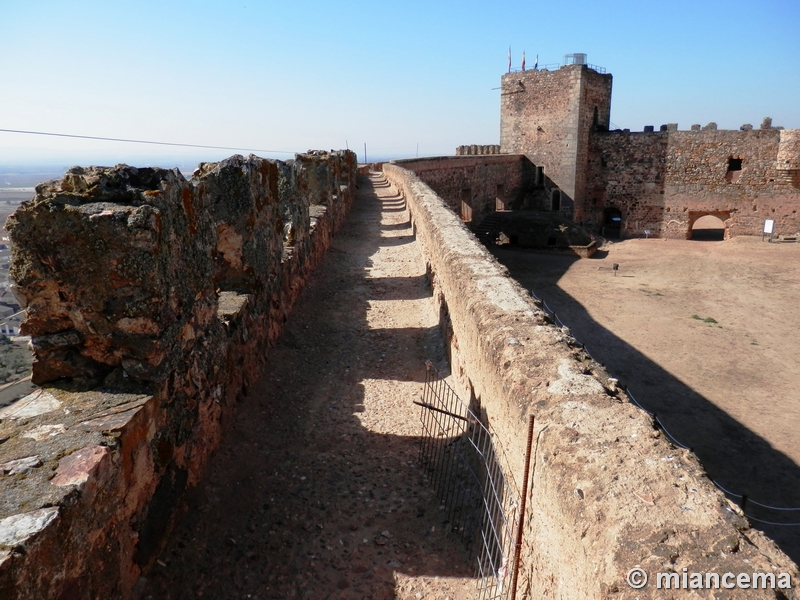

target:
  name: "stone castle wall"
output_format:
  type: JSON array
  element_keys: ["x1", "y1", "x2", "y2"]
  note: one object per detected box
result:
[
  {"x1": 573, "y1": 70, "x2": 613, "y2": 223},
  {"x1": 391, "y1": 155, "x2": 534, "y2": 228},
  {"x1": 383, "y1": 162, "x2": 799, "y2": 599},
  {"x1": 500, "y1": 65, "x2": 612, "y2": 211},
  {"x1": 586, "y1": 128, "x2": 800, "y2": 238},
  {"x1": 0, "y1": 151, "x2": 357, "y2": 599}
]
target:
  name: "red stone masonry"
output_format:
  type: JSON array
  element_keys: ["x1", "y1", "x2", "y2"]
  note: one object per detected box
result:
[
  {"x1": 500, "y1": 65, "x2": 612, "y2": 216},
  {"x1": 587, "y1": 128, "x2": 800, "y2": 238},
  {"x1": 0, "y1": 151, "x2": 357, "y2": 599},
  {"x1": 499, "y1": 62, "x2": 800, "y2": 238},
  {"x1": 391, "y1": 155, "x2": 534, "y2": 228}
]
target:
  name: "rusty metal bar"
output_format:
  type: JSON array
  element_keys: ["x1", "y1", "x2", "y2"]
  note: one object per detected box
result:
[
  {"x1": 510, "y1": 415, "x2": 535, "y2": 600},
  {"x1": 413, "y1": 400, "x2": 475, "y2": 423}
]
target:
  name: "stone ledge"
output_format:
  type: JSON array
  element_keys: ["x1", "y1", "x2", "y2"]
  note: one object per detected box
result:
[{"x1": 383, "y1": 163, "x2": 799, "y2": 599}]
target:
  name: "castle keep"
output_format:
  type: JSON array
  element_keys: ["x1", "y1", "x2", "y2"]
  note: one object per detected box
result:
[{"x1": 494, "y1": 60, "x2": 800, "y2": 239}]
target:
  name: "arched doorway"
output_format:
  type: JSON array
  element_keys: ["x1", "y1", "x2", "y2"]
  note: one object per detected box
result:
[
  {"x1": 603, "y1": 207, "x2": 622, "y2": 238},
  {"x1": 690, "y1": 214, "x2": 726, "y2": 241}
]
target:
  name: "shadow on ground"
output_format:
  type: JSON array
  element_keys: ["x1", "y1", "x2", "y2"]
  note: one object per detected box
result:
[{"x1": 489, "y1": 245, "x2": 800, "y2": 564}]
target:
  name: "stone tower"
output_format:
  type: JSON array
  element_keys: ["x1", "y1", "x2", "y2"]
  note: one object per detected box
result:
[{"x1": 500, "y1": 60, "x2": 612, "y2": 221}]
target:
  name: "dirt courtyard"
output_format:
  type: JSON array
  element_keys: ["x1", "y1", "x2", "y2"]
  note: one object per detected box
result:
[{"x1": 491, "y1": 236, "x2": 800, "y2": 562}]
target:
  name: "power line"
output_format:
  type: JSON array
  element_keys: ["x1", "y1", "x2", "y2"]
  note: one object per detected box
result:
[{"x1": 0, "y1": 127, "x2": 295, "y2": 156}]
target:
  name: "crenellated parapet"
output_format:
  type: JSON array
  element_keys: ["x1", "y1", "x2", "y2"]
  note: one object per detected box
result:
[{"x1": 455, "y1": 144, "x2": 502, "y2": 155}]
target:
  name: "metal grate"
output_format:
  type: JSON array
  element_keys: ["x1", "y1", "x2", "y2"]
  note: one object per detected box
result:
[{"x1": 416, "y1": 361, "x2": 521, "y2": 600}]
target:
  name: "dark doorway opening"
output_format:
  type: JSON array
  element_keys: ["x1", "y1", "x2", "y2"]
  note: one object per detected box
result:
[
  {"x1": 551, "y1": 190, "x2": 561, "y2": 212},
  {"x1": 460, "y1": 189, "x2": 472, "y2": 222},
  {"x1": 495, "y1": 184, "x2": 505, "y2": 211},
  {"x1": 603, "y1": 207, "x2": 622, "y2": 238}
]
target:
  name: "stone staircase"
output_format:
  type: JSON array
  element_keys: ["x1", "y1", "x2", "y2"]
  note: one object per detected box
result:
[{"x1": 472, "y1": 211, "x2": 508, "y2": 244}]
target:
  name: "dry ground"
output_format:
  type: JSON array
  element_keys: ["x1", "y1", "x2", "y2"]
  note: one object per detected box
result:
[
  {"x1": 141, "y1": 174, "x2": 477, "y2": 599},
  {"x1": 491, "y1": 236, "x2": 800, "y2": 562}
]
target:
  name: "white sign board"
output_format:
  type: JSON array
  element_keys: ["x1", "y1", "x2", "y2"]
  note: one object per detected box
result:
[{"x1": 764, "y1": 219, "x2": 775, "y2": 234}]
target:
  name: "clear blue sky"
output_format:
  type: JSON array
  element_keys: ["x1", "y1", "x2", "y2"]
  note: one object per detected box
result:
[{"x1": 1, "y1": 0, "x2": 798, "y2": 168}]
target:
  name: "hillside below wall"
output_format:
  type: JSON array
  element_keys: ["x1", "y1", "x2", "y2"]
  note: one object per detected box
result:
[
  {"x1": 0, "y1": 151, "x2": 356, "y2": 599},
  {"x1": 383, "y1": 163, "x2": 799, "y2": 599}
]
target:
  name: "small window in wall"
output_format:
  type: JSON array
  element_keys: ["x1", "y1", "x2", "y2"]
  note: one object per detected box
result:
[
  {"x1": 726, "y1": 157, "x2": 743, "y2": 182},
  {"x1": 535, "y1": 166, "x2": 544, "y2": 187},
  {"x1": 460, "y1": 188, "x2": 473, "y2": 222},
  {"x1": 495, "y1": 184, "x2": 505, "y2": 211},
  {"x1": 551, "y1": 189, "x2": 561, "y2": 212}
]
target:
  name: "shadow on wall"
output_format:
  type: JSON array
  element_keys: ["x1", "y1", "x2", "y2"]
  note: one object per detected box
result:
[
  {"x1": 141, "y1": 175, "x2": 482, "y2": 599},
  {"x1": 489, "y1": 245, "x2": 800, "y2": 565}
]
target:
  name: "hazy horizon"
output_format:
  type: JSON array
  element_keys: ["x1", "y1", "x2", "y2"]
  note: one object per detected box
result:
[{"x1": 2, "y1": 0, "x2": 797, "y2": 170}]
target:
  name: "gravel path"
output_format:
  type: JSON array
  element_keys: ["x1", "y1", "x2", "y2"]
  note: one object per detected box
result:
[{"x1": 141, "y1": 173, "x2": 475, "y2": 599}]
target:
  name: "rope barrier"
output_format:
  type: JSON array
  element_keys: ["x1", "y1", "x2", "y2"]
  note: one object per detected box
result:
[
  {"x1": 712, "y1": 480, "x2": 742, "y2": 499},
  {"x1": 625, "y1": 389, "x2": 654, "y2": 417},
  {"x1": 748, "y1": 498, "x2": 800, "y2": 512},
  {"x1": 654, "y1": 417, "x2": 691, "y2": 451},
  {"x1": 744, "y1": 514, "x2": 800, "y2": 527}
]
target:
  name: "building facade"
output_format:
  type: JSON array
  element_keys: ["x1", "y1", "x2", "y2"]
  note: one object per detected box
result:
[{"x1": 499, "y1": 62, "x2": 800, "y2": 239}]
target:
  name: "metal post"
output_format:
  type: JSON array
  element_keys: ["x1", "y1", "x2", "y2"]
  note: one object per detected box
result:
[{"x1": 510, "y1": 415, "x2": 535, "y2": 600}]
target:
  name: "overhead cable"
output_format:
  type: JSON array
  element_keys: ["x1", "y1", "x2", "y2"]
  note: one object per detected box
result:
[{"x1": 0, "y1": 128, "x2": 295, "y2": 155}]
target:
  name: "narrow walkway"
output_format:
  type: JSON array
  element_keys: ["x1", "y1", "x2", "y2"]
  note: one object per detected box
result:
[{"x1": 142, "y1": 174, "x2": 474, "y2": 599}]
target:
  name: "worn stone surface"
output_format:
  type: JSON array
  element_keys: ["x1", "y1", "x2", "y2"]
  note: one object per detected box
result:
[
  {"x1": 0, "y1": 508, "x2": 59, "y2": 548},
  {"x1": 384, "y1": 163, "x2": 799, "y2": 599},
  {"x1": 0, "y1": 150, "x2": 356, "y2": 599}
]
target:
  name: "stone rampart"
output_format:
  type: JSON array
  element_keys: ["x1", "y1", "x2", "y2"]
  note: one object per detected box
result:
[
  {"x1": 0, "y1": 151, "x2": 357, "y2": 599},
  {"x1": 587, "y1": 127, "x2": 800, "y2": 238},
  {"x1": 382, "y1": 162, "x2": 799, "y2": 599},
  {"x1": 391, "y1": 155, "x2": 533, "y2": 228}
]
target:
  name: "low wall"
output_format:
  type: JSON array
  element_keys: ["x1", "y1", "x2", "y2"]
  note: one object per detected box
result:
[
  {"x1": 0, "y1": 151, "x2": 357, "y2": 598},
  {"x1": 393, "y1": 155, "x2": 534, "y2": 228},
  {"x1": 383, "y1": 163, "x2": 799, "y2": 598}
]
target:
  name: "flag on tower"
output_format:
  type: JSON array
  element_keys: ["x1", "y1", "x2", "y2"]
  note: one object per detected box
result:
[
  {"x1": 522, "y1": 51, "x2": 526, "y2": 71},
  {"x1": 508, "y1": 47, "x2": 511, "y2": 73},
  {"x1": 533, "y1": 54, "x2": 538, "y2": 70}
]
